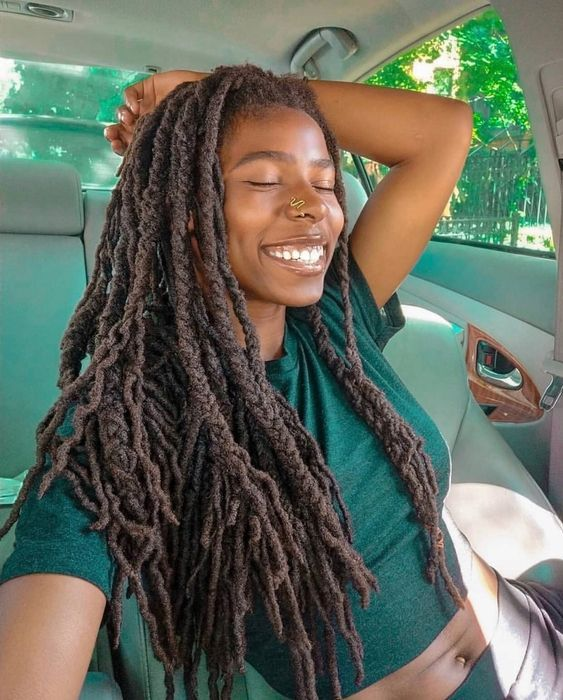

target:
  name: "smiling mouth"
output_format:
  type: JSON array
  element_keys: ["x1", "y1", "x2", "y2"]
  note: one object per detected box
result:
[{"x1": 261, "y1": 243, "x2": 327, "y2": 275}]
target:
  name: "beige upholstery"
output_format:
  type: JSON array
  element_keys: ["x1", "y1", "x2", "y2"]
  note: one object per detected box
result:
[
  {"x1": 383, "y1": 305, "x2": 563, "y2": 587},
  {"x1": 84, "y1": 189, "x2": 112, "y2": 278},
  {"x1": 342, "y1": 167, "x2": 368, "y2": 235},
  {"x1": 0, "y1": 160, "x2": 120, "y2": 699},
  {"x1": 0, "y1": 159, "x2": 83, "y2": 235}
]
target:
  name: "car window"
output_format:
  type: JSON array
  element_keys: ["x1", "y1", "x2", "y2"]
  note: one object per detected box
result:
[
  {"x1": 0, "y1": 57, "x2": 148, "y2": 189},
  {"x1": 359, "y1": 8, "x2": 554, "y2": 258}
]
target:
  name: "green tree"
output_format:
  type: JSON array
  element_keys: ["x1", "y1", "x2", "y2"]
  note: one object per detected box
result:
[
  {"x1": 363, "y1": 8, "x2": 552, "y2": 251},
  {"x1": 366, "y1": 9, "x2": 528, "y2": 143},
  {"x1": 1, "y1": 62, "x2": 144, "y2": 121},
  {"x1": 365, "y1": 37, "x2": 442, "y2": 92},
  {"x1": 450, "y1": 10, "x2": 529, "y2": 143}
]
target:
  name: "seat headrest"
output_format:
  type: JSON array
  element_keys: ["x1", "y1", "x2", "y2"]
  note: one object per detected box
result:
[
  {"x1": 342, "y1": 170, "x2": 368, "y2": 235},
  {"x1": 0, "y1": 159, "x2": 83, "y2": 235}
]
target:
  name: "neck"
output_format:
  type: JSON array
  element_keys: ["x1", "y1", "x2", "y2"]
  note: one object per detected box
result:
[{"x1": 193, "y1": 260, "x2": 286, "y2": 361}]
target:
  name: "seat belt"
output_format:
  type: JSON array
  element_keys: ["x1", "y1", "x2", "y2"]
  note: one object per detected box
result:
[
  {"x1": 542, "y1": 192, "x2": 563, "y2": 517},
  {"x1": 540, "y1": 146, "x2": 563, "y2": 516},
  {"x1": 539, "y1": 63, "x2": 563, "y2": 517}
]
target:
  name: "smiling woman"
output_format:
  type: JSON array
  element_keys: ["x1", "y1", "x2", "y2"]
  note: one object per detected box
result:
[
  {"x1": 197, "y1": 105, "x2": 345, "y2": 354},
  {"x1": 0, "y1": 62, "x2": 560, "y2": 700}
]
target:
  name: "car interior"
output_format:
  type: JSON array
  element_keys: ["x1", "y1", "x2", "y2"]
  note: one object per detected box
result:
[{"x1": 0, "y1": 1, "x2": 562, "y2": 699}]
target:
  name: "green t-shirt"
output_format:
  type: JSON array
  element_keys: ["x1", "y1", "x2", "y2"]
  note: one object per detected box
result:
[{"x1": 0, "y1": 251, "x2": 466, "y2": 697}]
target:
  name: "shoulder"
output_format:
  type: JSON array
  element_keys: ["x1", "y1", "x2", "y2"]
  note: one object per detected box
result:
[{"x1": 0, "y1": 400, "x2": 115, "y2": 603}]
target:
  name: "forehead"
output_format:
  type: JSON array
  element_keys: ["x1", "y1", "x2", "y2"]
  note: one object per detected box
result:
[{"x1": 220, "y1": 106, "x2": 330, "y2": 165}]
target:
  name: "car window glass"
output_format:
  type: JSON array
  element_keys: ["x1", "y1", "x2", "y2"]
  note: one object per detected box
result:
[
  {"x1": 360, "y1": 8, "x2": 554, "y2": 258},
  {"x1": 0, "y1": 57, "x2": 148, "y2": 189}
]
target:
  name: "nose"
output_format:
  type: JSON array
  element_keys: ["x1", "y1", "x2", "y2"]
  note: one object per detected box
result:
[{"x1": 287, "y1": 186, "x2": 327, "y2": 222}]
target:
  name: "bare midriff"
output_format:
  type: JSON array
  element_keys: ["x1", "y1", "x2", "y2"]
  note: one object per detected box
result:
[{"x1": 344, "y1": 549, "x2": 502, "y2": 700}]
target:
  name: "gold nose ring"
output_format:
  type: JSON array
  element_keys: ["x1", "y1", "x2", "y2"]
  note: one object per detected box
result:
[{"x1": 289, "y1": 196, "x2": 306, "y2": 217}]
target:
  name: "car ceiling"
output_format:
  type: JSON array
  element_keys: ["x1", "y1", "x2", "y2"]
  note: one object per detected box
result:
[{"x1": 0, "y1": 0, "x2": 487, "y2": 78}]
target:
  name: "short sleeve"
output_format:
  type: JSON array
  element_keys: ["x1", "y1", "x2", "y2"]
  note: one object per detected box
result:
[
  {"x1": 0, "y1": 406, "x2": 115, "y2": 605},
  {"x1": 321, "y1": 248, "x2": 405, "y2": 350}
]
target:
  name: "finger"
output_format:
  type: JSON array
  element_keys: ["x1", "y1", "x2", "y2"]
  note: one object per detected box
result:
[
  {"x1": 103, "y1": 123, "x2": 121, "y2": 142},
  {"x1": 116, "y1": 105, "x2": 136, "y2": 127},
  {"x1": 124, "y1": 82, "x2": 145, "y2": 115},
  {"x1": 104, "y1": 121, "x2": 134, "y2": 153},
  {"x1": 109, "y1": 139, "x2": 127, "y2": 157}
]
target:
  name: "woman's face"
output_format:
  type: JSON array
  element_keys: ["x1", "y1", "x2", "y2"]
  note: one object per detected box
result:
[{"x1": 193, "y1": 106, "x2": 344, "y2": 310}]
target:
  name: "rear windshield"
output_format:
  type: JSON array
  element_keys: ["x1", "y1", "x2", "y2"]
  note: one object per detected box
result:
[{"x1": 0, "y1": 57, "x2": 147, "y2": 189}]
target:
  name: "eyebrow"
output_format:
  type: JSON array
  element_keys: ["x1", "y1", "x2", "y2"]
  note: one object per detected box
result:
[{"x1": 232, "y1": 150, "x2": 335, "y2": 171}]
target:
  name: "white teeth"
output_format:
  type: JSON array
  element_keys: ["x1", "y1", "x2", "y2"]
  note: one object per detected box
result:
[{"x1": 266, "y1": 245, "x2": 325, "y2": 264}]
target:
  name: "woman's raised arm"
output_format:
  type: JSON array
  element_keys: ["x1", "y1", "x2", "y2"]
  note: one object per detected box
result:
[{"x1": 307, "y1": 78, "x2": 473, "y2": 307}]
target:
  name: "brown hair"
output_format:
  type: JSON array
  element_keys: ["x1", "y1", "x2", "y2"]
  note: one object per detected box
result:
[{"x1": 0, "y1": 64, "x2": 463, "y2": 699}]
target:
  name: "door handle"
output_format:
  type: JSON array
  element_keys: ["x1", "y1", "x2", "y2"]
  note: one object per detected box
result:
[
  {"x1": 475, "y1": 340, "x2": 523, "y2": 390},
  {"x1": 476, "y1": 361, "x2": 523, "y2": 389}
]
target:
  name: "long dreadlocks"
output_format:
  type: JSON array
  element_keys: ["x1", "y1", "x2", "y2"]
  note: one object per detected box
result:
[{"x1": 0, "y1": 64, "x2": 464, "y2": 700}]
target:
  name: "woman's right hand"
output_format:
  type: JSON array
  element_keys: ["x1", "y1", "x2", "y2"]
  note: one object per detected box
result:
[{"x1": 104, "y1": 69, "x2": 209, "y2": 156}]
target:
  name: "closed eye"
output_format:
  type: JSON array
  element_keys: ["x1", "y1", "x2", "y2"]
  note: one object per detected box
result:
[{"x1": 246, "y1": 181, "x2": 280, "y2": 187}]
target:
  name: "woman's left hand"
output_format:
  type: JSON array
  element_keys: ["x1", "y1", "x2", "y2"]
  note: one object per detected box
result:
[{"x1": 104, "y1": 70, "x2": 209, "y2": 156}]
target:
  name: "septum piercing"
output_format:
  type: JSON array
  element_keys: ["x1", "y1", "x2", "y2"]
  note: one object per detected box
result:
[{"x1": 289, "y1": 196, "x2": 306, "y2": 217}]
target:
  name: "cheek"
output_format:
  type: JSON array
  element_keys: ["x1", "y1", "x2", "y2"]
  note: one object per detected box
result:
[{"x1": 222, "y1": 191, "x2": 272, "y2": 252}]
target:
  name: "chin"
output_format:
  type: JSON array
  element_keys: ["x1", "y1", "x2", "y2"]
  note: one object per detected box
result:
[
  {"x1": 289, "y1": 297, "x2": 322, "y2": 308},
  {"x1": 247, "y1": 274, "x2": 326, "y2": 308},
  {"x1": 281, "y1": 288, "x2": 324, "y2": 308}
]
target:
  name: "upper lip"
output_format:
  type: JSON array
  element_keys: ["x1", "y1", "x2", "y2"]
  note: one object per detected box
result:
[{"x1": 262, "y1": 235, "x2": 329, "y2": 249}]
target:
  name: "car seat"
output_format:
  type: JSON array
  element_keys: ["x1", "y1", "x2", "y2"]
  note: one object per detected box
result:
[{"x1": 0, "y1": 159, "x2": 122, "y2": 698}]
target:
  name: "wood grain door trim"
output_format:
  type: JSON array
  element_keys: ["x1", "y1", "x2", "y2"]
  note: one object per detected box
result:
[{"x1": 466, "y1": 324, "x2": 543, "y2": 423}]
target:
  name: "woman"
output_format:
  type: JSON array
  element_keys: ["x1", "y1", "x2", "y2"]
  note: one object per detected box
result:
[{"x1": 0, "y1": 64, "x2": 560, "y2": 700}]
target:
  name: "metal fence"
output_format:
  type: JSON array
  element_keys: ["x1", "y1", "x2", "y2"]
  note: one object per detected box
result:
[
  {"x1": 435, "y1": 144, "x2": 551, "y2": 247},
  {"x1": 345, "y1": 137, "x2": 552, "y2": 252}
]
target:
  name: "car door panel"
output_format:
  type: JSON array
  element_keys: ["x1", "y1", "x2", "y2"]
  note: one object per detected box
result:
[{"x1": 399, "y1": 250, "x2": 555, "y2": 491}]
